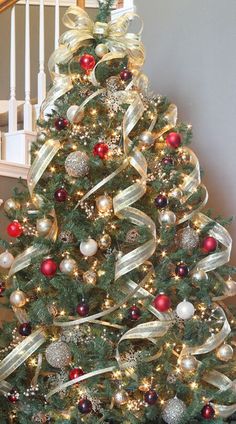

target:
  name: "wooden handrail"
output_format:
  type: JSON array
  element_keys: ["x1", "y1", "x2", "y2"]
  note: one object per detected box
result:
[
  {"x1": 77, "y1": 0, "x2": 85, "y2": 7},
  {"x1": 0, "y1": 0, "x2": 19, "y2": 13}
]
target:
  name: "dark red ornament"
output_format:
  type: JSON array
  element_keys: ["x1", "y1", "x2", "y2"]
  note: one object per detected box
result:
[
  {"x1": 7, "y1": 221, "x2": 23, "y2": 238},
  {"x1": 18, "y1": 322, "x2": 32, "y2": 337},
  {"x1": 76, "y1": 301, "x2": 89, "y2": 317},
  {"x1": 202, "y1": 236, "x2": 218, "y2": 253},
  {"x1": 54, "y1": 188, "x2": 68, "y2": 203},
  {"x1": 93, "y1": 142, "x2": 109, "y2": 160},
  {"x1": 153, "y1": 294, "x2": 171, "y2": 312},
  {"x1": 40, "y1": 258, "x2": 57, "y2": 278},
  {"x1": 162, "y1": 156, "x2": 173, "y2": 166},
  {"x1": 128, "y1": 305, "x2": 141, "y2": 321},
  {"x1": 79, "y1": 54, "x2": 96, "y2": 72},
  {"x1": 54, "y1": 117, "x2": 68, "y2": 131},
  {"x1": 69, "y1": 367, "x2": 84, "y2": 381},
  {"x1": 154, "y1": 194, "x2": 168, "y2": 209},
  {"x1": 7, "y1": 388, "x2": 19, "y2": 403},
  {"x1": 0, "y1": 282, "x2": 6, "y2": 297},
  {"x1": 78, "y1": 398, "x2": 93, "y2": 414},
  {"x1": 120, "y1": 69, "x2": 133, "y2": 81},
  {"x1": 201, "y1": 404, "x2": 215, "y2": 420},
  {"x1": 175, "y1": 262, "x2": 189, "y2": 278},
  {"x1": 144, "y1": 389, "x2": 158, "y2": 405},
  {"x1": 166, "y1": 132, "x2": 182, "y2": 149}
]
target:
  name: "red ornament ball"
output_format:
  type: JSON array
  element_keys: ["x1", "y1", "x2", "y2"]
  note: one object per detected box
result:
[
  {"x1": 54, "y1": 188, "x2": 68, "y2": 203},
  {"x1": 144, "y1": 389, "x2": 158, "y2": 405},
  {"x1": 78, "y1": 398, "x2": 93, "y2": 414},
  {"x1": 40, "y1": 258, "x2": 57, "y2": 278},
  {"x1": 175, "y1": 262, "x2": 189, "y2": 278},
  {"x1": 18, "y1": 322, "x2": 32, "y2": 337},
  {"x1": 93, "y1": 142, "x2": 109, "y2": 160},
  {"x1": 120, "y1": 69, "x2": 133, "y2": 81},
  {"x1": 0, "y1": 282, "x2": 6, "y2": 297},
  {"x1": 162, "y1": 156, "x2": 173, "y2": 166},
  {"x1": 128, "y1": 305, "x2": 141, "y2": 321},
  {"x1": 201, "y1": 404, "x2": 215, "y2": 420},
  {"x1": 54, "y1": 117, "x2": 68, "y2": 131},
  {"x1": 69, "y1": 367, "x2": 84, "y2": 381},
  {"x1": 7, "y1": 388, "x2": 19, "y2": 404},
  {"x1": 7, "y1": 221, "x2": 23, "y2": 238},
  {"x1": 79, "y1": 54, "x2": 96, "y2": 71},
  {"x1": 155, "y1": 194, "x2": 168, "y2": 209},
  {"x1": 153, "y1": 294, "x2": 171, "y2": 312},
  {"x1": 166, "y1": 132, "x2": 182, "y2": 149},
  {"x1": 202, "y1": 236, "x2": 218, "y2": 253},
  {"x1": 76, "y1": 301, "x2": 89, "y2": 317}
]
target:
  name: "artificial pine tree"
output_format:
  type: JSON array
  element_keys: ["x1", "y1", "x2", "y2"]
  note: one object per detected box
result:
[{"x1": 0, "y1": 2, "x2": 236, "y2": 423}]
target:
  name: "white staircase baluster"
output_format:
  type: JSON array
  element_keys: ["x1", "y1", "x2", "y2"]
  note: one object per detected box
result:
[
  {"x1": 8, "y1": 6, "x2": 17, "y2": 133},
  {"x1": 37, "y1": 0, "x2": 46, "y2": 109},
  {"x1": 55, "y1": 0, "x2": 60, "y2": 49},
  {"x1": 24, "y1": 0, "x2": 33, "y2": 131}
]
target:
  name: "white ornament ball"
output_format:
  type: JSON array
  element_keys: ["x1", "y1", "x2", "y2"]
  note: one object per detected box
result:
[
  {"x1": 36, "y1": 217, "x2": 52, "y2": 237},
  {"x1": 192, "y1": 269, "x2": 208, "y2": 282},
  {"x1": 10, "y1": 289, "x2": 26, "y2": 308},
  {"x1": 216, "y1": 344, "x2": 234, "y2": 362},
  {"x1": 65, "y1": 151, "x2": 89, "y2": 178},
  {"x1": 80, "y1": 239, "x2": 98, "y2": 257},
  {"x1": 162, "y1": 397, "x2": 187, "y2": 424},
  {"x1": 95, "y1": 43, "x2": 109, "y2": 58},
  {"x1": 114, "y1": 389, "x2": 128, "y2": 406},
  {"x1": 0, "y1": 251, "x2": 14, "y2": 269},
  {"x1": 96, "y1": 195, "x2": 113, "y2": 213},
  {"x1": 159, "y1": 210, "x2": 176, "y2": 226},
  {"x1": 4, "y1": 198, "x2": 20, "y2": 213},
  {"x1": 169, "y1": 187, "x2": 183, "y2": 200},
  {"x1": 179, "y1": 355, "x2": 198, "y2": 373},
  {"x1": 176, "y1": 300, "x2": 195, "y2": 320},
  {"x1": 139, "y1": 131, "x2": 155, "y2": 149},
  {"x1": 45, "y1": 341, "x2": 71, "y2": 368},
  {"x1": 59, "y1": 258, "x2": 77, "y2": 275},
  {"x1": 66, "y1": 105, "x2": 84, "y2": 123}
]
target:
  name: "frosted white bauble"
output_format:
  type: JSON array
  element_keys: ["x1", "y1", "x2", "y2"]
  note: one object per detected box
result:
[
  {"x1": 159, "y1": 210, "x2": 176, "y2": 226},
  {"x1": 59, "y1": 258, "x2": 77, "y2": 275},
  {"x1": 139, "y1": 131, "x2": 155, "y2": 149},
  {"x1": 80, "y1": 239, "x2": 98, "y2": 257},
  {"x1": 179, "y1": 355, "x2": 198, "y2": 373},
  {"x1": 96, "y1": 195, "x2": 113, "y2": 213},
  {"x1": 176, "y1": 300, "x2": 195, "y2": 320},
  {"x1": 0, "y1": 251, "x2": 14, "y2": 269},
  {"x1": 10, "y1": 289, "x2": 26, "y2": 308},
  {"x1": 95, "y1": 43, "x2": 109, "y2": 58},
  {"x1": 216, "y1": 344, "x2": 234, "y2": 362},
  {"x1": 36, "y1": 217, "x2": 52, "y2": 236}
]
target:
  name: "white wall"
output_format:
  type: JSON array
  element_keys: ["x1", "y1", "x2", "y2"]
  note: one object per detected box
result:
[{"x1": 136, "y1": 0, "x2": 236, "y2": 264}]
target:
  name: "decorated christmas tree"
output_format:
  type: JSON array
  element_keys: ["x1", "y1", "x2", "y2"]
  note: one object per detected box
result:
[{"x1": 0, "y1": 1, "x2": 236, "y2": 423}]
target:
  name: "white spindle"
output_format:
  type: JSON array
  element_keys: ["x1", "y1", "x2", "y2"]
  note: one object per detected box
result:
[
  {"x1": 24, "y1": 0, "x2": 32, "y2": 131},
  {"x1": 8, "y1": 6, "x2": 17, "y2": 133},
  {"x1": 55, "y1": 0, "x2": 60, "y2": 49},
  {"x1": 37, "y1": 0, "x2": 46, "y2": 108}
]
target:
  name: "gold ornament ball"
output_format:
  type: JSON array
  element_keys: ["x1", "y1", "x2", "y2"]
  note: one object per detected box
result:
[
  {"x1": 59, "y1": 257, "x2": 77, "y2": 275},
  {"x1": 139, "y1": 131, "x2": 155, "y2": 149},
  {"x1": 179, "y1": 355, "x2": 198, "y2": 373},
  {"x1": 95, "y1": 43, "x2": 109, "y2": 58},
  {"x1": 98, "y1": 234, "x2": 112, "y2": 251},
  {"x1": 10, "y1": 289, "x2": 26, "y2": 308},
  {"x1": 96, "y1": 195, "x2": 113, "y2": 214},
  {"x1": 216, "y1": 344, "x2": 234, "y2": 362},
  {"x1": 67, "y1": 105, "x2": 84, "y2": 123},
  {"x1": 36, "y1": 217, "x2": 52, "y2": 236},
  {"x1": 114, "y1": 389, "x2": 128, "y2": 406},
  {"x1": 102, "y1": 296, "x2": 114, "y2": 310},
  {"x1": 83, "y1": 270, "x2": 97, "y2": 285},
  {"x1": 4, "y1": 198, "x2": 20, "y2": 213}
]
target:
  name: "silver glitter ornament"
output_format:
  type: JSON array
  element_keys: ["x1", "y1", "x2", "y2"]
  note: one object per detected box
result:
[
  {"x1": 36, "y1": 217, "x2": 52, "y2": 237},
  {"x1": 45, "y1": 341, "x2": 71, "y2": 368},
  {"x1": 114, "y1": 389, "x2": 128, "y2": 406},
  {"x1": 95, "y1": 43, "x2": 109, "y2": 58},
  {"x1": 125, "y1": 228, "x2": 140, "y2": 243},
  {"x1": 177, "y1": 227, "x2": 199, "y2": 250},
  {"x1": 159, "y1": 210, "x2": 176, "y2": 226},
  {"x1": 10, "y1": 289, "x2": 26, "y2": 308},
  {"x1": 162, "y1": 397, "x2": 186, "y2": 424},
  {"x1": 65, "y1": 151, "x2": 89, "y2": 178},
  {"x1": 139, "y1": 131, "x2": 155, "y2": 149},
  {"x1": 216, "y1": 344, "x2": 234, "y2": 362},
  {"x1": 179, "y1": 355, "x2": 198, "y2": 373},
  {"x1": 192, "y1": 269, "x2": 208, "y2": 282},
  {"x1": 58, "y1": 231, "x2": 74, "y2": 244},
  {"x1": 4, "y1": 198, "x2": 20, "y2": 213},
  {"x1": 67, "y1": 105, "x2": 84, "y2": 123},
  {"x1": 59, "y1": 257, "x2": 77, "y2": 275}
]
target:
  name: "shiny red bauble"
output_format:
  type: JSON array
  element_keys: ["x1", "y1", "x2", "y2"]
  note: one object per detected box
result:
[
  {"x1": 7, "y1": 388, "x2": 19, "y2": 403},
  {"x1": 201, "y1": 404, "x2": 215, "y2": 420},
  {"x1": 54, "y1": 117, "x2": 68, "y2": 131},
  {"x1": 93, "y1": 142, "x2": 109, "y2": 159},
  {"x1": 162, "y1": 156, "x2": 173, "y2": 166},
  {"x1": 54, "y1": 188, "x2": 68, "y2": 203},
  {"x1": 120, "y1": 69, "x2": 133, "y2": 81},
  {"x1": 79, "y1": 54, "x2": 96, "y2": 71},
  {"x1": 40, "y1": 258, "x2": 57, "y2": 278},
  {"x1": 144, "y1": 389, "x2": 158, "y2": 405},
  {"x1": 153, "y1": 294, "x2": 171, "y2": 312},
  {"x1": 128, "y1": 305, "x2": 141, "y2": 321},
  {"x1": 76, "y1": 301, "x2": 89, "y2": 317},
  {"x1": 166, "y1": 132, "x2": 182, "y2": 149},
  {"x1": 69, "y1": 367, "x2": 84, "y2": 381},
  {"x1": 7, "y1": 221, "x2": 23, "y2": 238},
  {"x1": 18, "y1": 322, "x2": 32, "y2": 337},
  {"x1": 78, "y1": 398, "x2": 93, "y2": 414},
  {"x1": 175, "y1": 262, "x2": 189, "y2": 278},
  {"x1": 202, "y1": 236, "x2": 218, "y2": 253},
  {"x1": 155, "y1": 194, "x2": 168, "y2": 209},
  {"x1": 0, "y1": 282, "x2": 6, "y2": 297}
]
